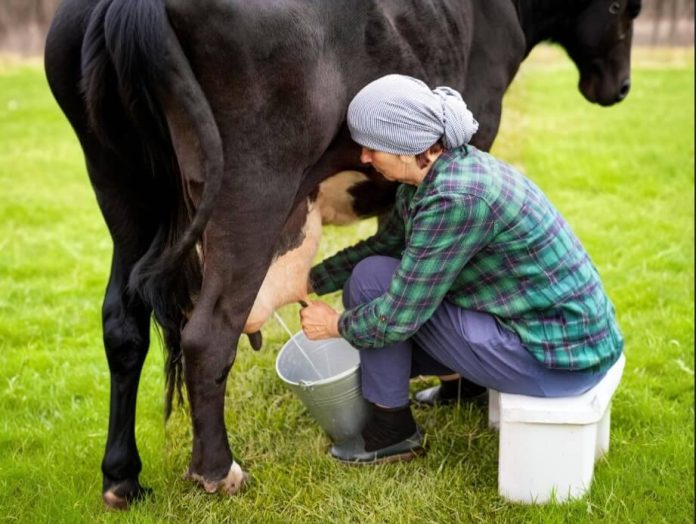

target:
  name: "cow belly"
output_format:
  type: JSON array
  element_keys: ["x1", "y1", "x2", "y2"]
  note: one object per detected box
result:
[
  {"x1": 244, "y1": 203, "x2": 322, "y2": 333},
  {"x1": 316, "y1": 170, "x2": 368, "y2": 225}
]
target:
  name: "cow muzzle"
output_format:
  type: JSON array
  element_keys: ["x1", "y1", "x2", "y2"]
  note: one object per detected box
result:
[{"x1": 579, "y1": 63, "x2": 631, "y2": 107}]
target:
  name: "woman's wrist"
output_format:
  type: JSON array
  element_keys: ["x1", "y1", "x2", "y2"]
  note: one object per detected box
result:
[{"x1": 331, "y1": 311, "x2": 341, "y2": 338}]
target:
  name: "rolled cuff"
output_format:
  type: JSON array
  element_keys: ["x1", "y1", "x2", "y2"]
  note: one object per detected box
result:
[
  {"x1": 309, "y1": 264, "x2": 341, "y2": 296},
  {"x1": 337, "y1": 307, "x2": 389, "y2": 349}
]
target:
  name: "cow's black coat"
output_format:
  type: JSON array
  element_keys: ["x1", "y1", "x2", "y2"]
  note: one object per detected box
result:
[{"x1": 44, "y1": 0, "x2": 640, "y2": 507}]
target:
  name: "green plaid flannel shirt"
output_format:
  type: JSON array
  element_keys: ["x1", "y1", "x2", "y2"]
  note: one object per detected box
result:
[{"x1": 310, "y1": 146, "x2": 623, "y2": 372}]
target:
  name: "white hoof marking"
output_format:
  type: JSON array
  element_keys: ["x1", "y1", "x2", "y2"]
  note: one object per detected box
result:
[
  {"x1": 186, "y1": 460, "x2": 248, "y2": 495},
  {"x1": 221, "y1": 460, "x2": 248, "y2": 494}
]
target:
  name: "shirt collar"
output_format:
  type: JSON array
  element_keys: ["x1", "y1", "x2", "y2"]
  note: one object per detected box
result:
[{"x1": 420, "y1": 145, "x2": 469, "y2": 187}]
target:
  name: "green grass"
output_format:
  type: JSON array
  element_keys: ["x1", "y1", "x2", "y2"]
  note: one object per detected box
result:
[{"x1": 0, "y1": 46, "x2": 693, "y2": 522}]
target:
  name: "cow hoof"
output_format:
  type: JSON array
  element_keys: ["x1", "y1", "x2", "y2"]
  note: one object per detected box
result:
[
  {"x1": 102, "y1": 480, "x2": 152, "y2": 510},
  {"x1": 185, "y1": 460, "x2": 249, "y2": 495}
]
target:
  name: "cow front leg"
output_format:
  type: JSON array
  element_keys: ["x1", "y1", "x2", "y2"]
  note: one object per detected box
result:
[{"x1": 100, "y1": 253, "x2": 152, "y2": 509}]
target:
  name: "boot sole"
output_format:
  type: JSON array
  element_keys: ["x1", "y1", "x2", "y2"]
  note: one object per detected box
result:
[{"x1": 335, "y1": 446, "x2": 426, "y2": 466}]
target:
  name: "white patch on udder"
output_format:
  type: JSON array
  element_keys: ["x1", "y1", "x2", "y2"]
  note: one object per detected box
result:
[
  {"x1": 317, "y1": 170, "x2": 368, "y2": 225},
  {"x1": 244, "y1": 201, "x2": 322, "y2": 333}
]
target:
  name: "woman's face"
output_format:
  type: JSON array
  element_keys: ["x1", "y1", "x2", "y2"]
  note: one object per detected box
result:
[{"x1": 360, "y1": 148, "x2": 415, "y2": 184}]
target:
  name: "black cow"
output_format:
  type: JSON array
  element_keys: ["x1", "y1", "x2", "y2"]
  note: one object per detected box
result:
[{"x1": 44, "y1": 0, "x2": 641, "y2": 508}]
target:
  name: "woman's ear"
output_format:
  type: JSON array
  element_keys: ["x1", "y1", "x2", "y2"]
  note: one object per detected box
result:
[
  {"x1": 398, "y1": 155, "x2": 417, "y2": 165},
  {"x1": 426, "y1": 147, "x2": 444, "y2": 164}
]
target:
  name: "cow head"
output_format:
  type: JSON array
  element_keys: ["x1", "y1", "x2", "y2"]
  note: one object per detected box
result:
[{"x1": 555, "y1": 0, "x2": 642, "y2": 106}]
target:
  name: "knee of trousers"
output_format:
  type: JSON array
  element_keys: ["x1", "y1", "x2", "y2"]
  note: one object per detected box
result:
[{"x1": 343, "y1": 256, "x2": 399, "y2": 308}]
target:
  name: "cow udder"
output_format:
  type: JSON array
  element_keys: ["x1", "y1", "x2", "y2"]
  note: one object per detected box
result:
[{"x1": 243, "y1": 201, "x2": 322, "y2": 333}]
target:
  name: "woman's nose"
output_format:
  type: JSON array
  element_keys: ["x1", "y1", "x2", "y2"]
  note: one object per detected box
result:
[{"x1": 360, "y1": 148, "x2": 371, "y2": 164}]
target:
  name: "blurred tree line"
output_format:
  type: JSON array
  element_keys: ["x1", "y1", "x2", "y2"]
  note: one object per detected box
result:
[
  {"x1": 648, "y1": 0, "x2": 695, "y2": 44},
  {"x1": 0, "y1": 0, "x2": 60, "y2": 32},
  {"x1": 0, "y1": 0, "x2": 61, "y2": 54},
  {"x1": 0, "y1": 0, "x2": 694, "y2": 54},
  {"x1": 0, "y1": 0, "x2": 60, "y2": 36}
]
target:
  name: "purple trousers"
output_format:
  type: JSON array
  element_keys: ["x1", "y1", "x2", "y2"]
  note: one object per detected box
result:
[{"x1": 343, "y1": 256, "x2": 607, "y2": 408}]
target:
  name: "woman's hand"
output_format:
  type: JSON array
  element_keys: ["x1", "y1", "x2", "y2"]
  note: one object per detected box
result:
[{"x1": 300, "y1": 300, "x2": 340, "y2": 340}]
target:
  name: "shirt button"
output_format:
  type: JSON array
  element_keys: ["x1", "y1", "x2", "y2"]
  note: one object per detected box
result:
[{"x1": 380, "y1": 316, "x2": 386, "y2": 322}]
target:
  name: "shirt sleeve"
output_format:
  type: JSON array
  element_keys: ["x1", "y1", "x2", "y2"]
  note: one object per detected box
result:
[
  {"x1": 337, "y1": 194, "x2": 496, "y2": 349},
  {"x1": 309, "y1": 204, "x2": 406, "y2": 295}
]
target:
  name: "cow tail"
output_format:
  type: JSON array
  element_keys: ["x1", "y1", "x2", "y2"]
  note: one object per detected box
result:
[{"x1": 81, "y1": 0, "x2": 223, "y2": 418}]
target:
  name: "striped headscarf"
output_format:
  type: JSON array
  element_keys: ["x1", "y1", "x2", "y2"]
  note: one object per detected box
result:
[{"x1": 347, "y1": 74, "x2": 479, "y2": 155}]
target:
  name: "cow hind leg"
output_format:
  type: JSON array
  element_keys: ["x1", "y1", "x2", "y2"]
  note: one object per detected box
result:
[
  {"x1": 178, "y1": 172, "x2": 308, "y2": 493},
  {"x1": 179, "y1": 272, "x2": 251, "y2": 495},
  {"x1": 178, "y1": 249, "x2": 270, "y2": 494},
  {"x1": 94, "y1": 166, "x2": 165, "y2": 508},
  {"x1": 100, "y1": 251, "x2": 153, "y2": 509},
  {"x1": 44, "y1": 7, "x2": 175, "y2": 507},
  {"x1": 77, "y1": 154, "x2": 163, "y2": 509}
]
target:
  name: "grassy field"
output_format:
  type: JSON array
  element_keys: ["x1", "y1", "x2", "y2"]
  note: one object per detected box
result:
[{"x1": 0, "y1": 46, "x2": 693, "y2": 523}]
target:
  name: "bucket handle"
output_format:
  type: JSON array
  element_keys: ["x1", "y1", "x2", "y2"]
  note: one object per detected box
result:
[{"x1": 299, "y1": 380, "x2": 315, "y2": 391}]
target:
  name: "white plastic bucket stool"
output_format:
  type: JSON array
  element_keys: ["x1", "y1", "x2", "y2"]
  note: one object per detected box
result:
[
  {"x1": 488, "y1": 354, "x2": 625, "y2": 503},
  {"x1": 276, "y1": 331, "x2": 370, "y2": 443}
]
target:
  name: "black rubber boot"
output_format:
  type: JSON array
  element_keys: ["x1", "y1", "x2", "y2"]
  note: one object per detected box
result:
[
  {"x1": 362, "y1": 403, "x2": 417, "y2": 452},
  {"x1": 330, "y1": 403, "x2": 424, "y2": 464}
]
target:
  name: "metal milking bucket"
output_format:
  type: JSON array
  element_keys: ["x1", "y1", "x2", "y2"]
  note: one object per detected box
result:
[{"x1": 275, "y1": 330, "x2": 370, "y2": 443}]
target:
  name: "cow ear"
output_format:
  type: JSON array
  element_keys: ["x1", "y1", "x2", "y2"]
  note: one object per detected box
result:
[{"x1": 247, "y1": 331, "x2": 263, "y2": 351}]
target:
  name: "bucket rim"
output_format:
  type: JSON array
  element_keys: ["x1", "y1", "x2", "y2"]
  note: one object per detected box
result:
[{"x1": 275, "y1": 330, "x2": 360, "y2": 387}]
